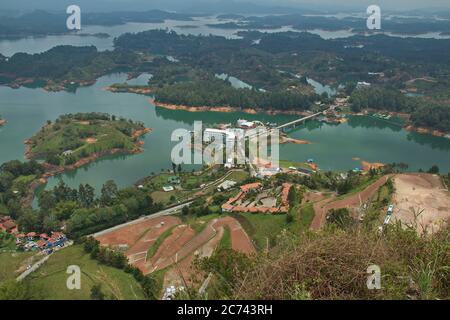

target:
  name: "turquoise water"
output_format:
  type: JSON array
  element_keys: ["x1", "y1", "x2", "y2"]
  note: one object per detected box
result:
[{"x1": 1, "y1": 73, "x2": 449, "y2": 197}]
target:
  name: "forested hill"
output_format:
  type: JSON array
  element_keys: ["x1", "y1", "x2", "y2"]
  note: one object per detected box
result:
[
  {"x1": 0, "y1": 45, "x2": 140, "y2": 83},
  {"x1": 114, "y1": 30, "x2": 248, "y2": 56},
  {"x1": 0, "y1": 10, "x2": 195, "y2": 38}
]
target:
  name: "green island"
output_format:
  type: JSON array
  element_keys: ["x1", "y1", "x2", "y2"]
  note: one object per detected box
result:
[{"x1": 25, "y1": 112, "x2": 151, "y2": 168}]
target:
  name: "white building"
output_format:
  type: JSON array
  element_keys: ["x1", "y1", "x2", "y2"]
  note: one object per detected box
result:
[
  {"x1": 357, "y1": 81, "x2": 371, "y2": 88},
  {"x1": 204, "y1": 128, "x2": 245, "y2": 145},
  {"x1": 237, "y1": 119, "x2": 255, "y2": 129},
  {"x1": 217, "y1": 180, "x2": 237, "y2": 191},
  {"x1": 203, "y1": 129, "x2": 227, "y2": 143}
]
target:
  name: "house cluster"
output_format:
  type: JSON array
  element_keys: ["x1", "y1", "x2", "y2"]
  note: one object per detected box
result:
[
  {"x1": 0, "y1": 216, "x2": 18, "y2": 234},
  {"x1": 15, "y1": 231, "x2": 68, "y2": 253},
  {"x1": 222, "y1": 182, "x2": 292, "y2": 214}
]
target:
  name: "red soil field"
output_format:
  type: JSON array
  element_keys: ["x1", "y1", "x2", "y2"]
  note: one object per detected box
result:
[{"x1": 95, "y1": 215, "x2": 181, "y2": 268}]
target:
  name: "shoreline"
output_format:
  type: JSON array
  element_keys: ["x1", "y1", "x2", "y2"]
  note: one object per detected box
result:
[
  {"x1": 149, "y1": 99, "x2": 314, "y2": 116},
  {"x1": 404, "y1": 125, "x2": 450, "y2": 139},
  {"x1": 0, "y1": 119, "x2": 6, "y2": 126},
  {"x1": 351, "y1": 112, "x2": 450, "y2": 139},
  {"x1": 104, "y1": 85, "x2": 154, "y2": 95},
  {"x1": 280, "y1": 135, "x2": 310, "y2": 145}
]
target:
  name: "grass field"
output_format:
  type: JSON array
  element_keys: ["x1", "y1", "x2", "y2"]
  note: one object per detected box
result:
[
  {"x1": 25, "y1": 245, "x2": 145, "y2": 300},
  {"x1": 295, "y1": 203, "x2": 315, "y2": 232},
  {"x1": 228, "y1": 202, "x2": 314, "y2": 251},
  {"x1": 217, "y1": 226, "x2": 231, "y2": 250},
  {"x1": 231, "y1": 213, "x2": 288, "y2": 250},
  {"x1": 0, "y1": 252, "x2": 35, "y2": 283}
]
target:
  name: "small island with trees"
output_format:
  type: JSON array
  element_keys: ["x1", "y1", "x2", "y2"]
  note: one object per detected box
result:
[{"x1": 25, "y1": 112, "x2": 151, "y2": 174}]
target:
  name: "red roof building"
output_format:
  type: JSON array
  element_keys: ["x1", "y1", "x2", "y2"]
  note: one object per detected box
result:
[
  {"x1": 36, "y1": 240, "x2": 47, "y2": 249},
  {"x1": 240, "y1": 183, "x2": 262, "y2": 193}
]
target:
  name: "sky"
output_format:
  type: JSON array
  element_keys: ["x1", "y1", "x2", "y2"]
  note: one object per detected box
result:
[{"x1": 0, "y1": 0, "x2": 449, "y2": 13}]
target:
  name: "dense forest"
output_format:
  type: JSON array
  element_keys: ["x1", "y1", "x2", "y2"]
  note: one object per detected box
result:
[
  {"x1": 349, "y1": 86, "x2": 450, "y2": 132},
  {"x1": 0, "y1": 46, "x2": 140, "y2": 81},
  {"x1": 153, "y1": 78, "x2": 316, "y2": 110}
]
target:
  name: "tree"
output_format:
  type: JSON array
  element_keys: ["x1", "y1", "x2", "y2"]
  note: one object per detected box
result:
[
  {"x1": 78, "y1": 184, "x2": 95, "y2": 208},
  {"x1": 287, "y1": 186, "x2": 298, "y2": 206},
  {"x1": 17, "y1": 209, "x2": 41, "y2": 232},
  {"x1": 64, "y1": 154, "x2": 77, "y2": 165},
  {"x1": 100, "y1": 180, "x2": 118, "y2": 206},
  {"x1": 327, "y1": 208, "x2": 354, "y2": 229},
  {"x1": 427, "y1": 165, "x2": 439, "y2": 174},
  {"x1": 45, "y1": 153, "x2": 61, "y2": 166},
  {"x1": 38, "y1": 191, "x2": 57, "y2": 211},
  {"x1": 172, "y1": 162, "x2": 177, "y2": 174},
  {"x1": 141, "y1": 275, "x2": 159, "y2": 300},
  {"x1": 0, "y1": 280, "x2": 33, "y2": 300},
  {"x1": 90, "y1": 284, "x2": 105, "y2": 300}
]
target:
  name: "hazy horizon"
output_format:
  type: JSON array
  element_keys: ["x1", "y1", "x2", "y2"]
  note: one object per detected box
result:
[{"x1": 1, "y1": 0, "x2": 450, "y2": 14}]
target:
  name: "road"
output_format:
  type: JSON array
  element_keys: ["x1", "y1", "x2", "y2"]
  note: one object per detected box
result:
[
  {"x1": 16, "y1": 241, "x2": 74, "y2": 282},
  {"x1": 16, "y1": 255, "x2": 50, "y2": 282},
  {"x1": 91, "y1": 201, "x2": 193, "y2": 238},
  {"x1": 92, "y1": 168, "x2": 248, "y2": 238}
]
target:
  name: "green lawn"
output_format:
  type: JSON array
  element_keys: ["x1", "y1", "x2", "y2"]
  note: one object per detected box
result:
[
  {"x1": 218, "y1": 226, "x2": 231, "y2": 250},
  {"x1": 25, "y1": 245, "x2": 145, "y2": 300},
  {"x1": 0, "y1": 252, "x2": 35, "y2": 283},
  {"x1": 231, "y1": 213, "x2": 288, "y2": 251},
  {"x1": 294, "y1": 203, "x2": 315, "y2": 232},
  {"x1": 226, "y1": 170, "x2": 249, "y2": 183}
]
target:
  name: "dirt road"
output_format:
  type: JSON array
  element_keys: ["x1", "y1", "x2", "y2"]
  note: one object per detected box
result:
[{"x1": 311, "y1": 175, "x2": 391, "y2": 230}]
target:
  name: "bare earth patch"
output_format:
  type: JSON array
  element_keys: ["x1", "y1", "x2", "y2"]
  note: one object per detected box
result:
[
  {"x1": 95, "y1": 216, "x2": 181, "y2": 270},
  {"x1": 392, "y1": 173, "x2": 450, "y2": 234},
  {"x1": 85, "y1": 137, "x2": 98, "y2": 144}
]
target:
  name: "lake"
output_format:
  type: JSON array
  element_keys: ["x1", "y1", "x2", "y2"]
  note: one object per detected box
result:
[
  {"x1": 1, "y1": 73, "x2": 449, "y2": 197},
  {"x1": 1, "y1": 15, "x2": 450, "y2": 57}
]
